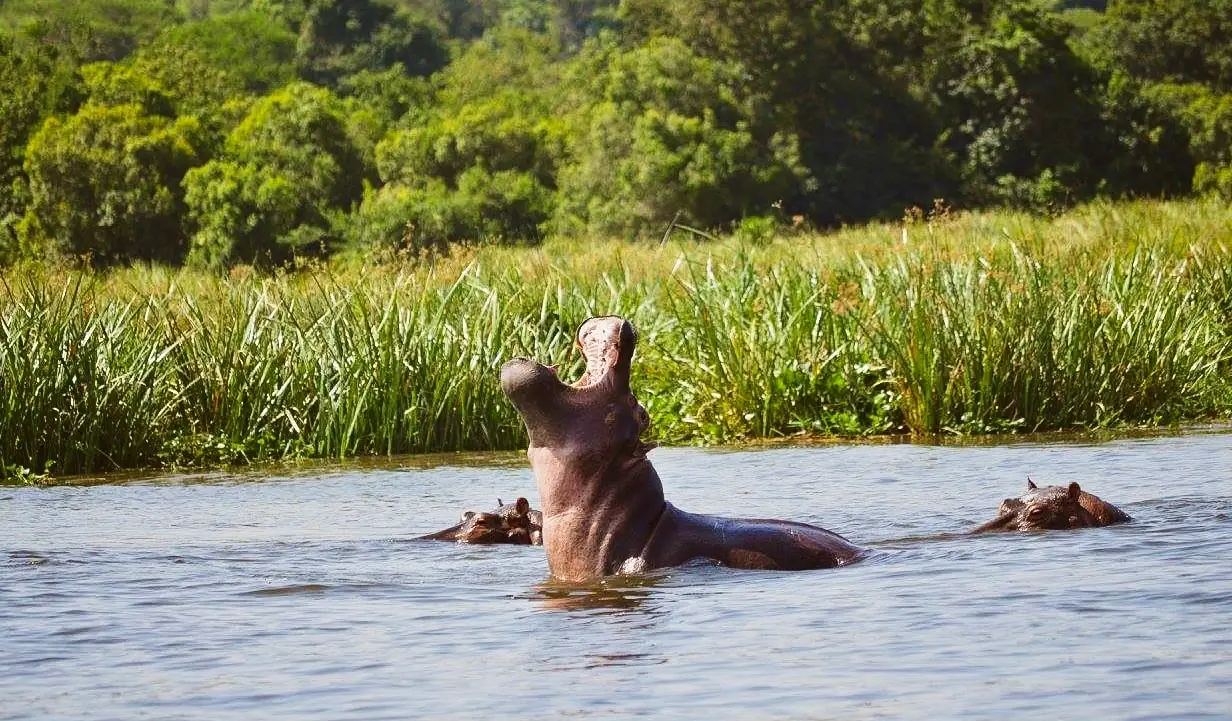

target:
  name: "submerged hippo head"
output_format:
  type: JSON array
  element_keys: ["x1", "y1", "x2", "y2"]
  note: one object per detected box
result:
[
  {"x1": 420, "y1": 497, "x2": 544, "y2": 545},
  {"x1": 500, "y1": 316, "x2": 652, "y2": 457},
  {"x1": 972, "y1": 479, "x2": 1131, "y2": 533}
]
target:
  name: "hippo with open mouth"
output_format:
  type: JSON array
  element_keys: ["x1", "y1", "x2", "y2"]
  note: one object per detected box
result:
[
  {"x1": 972, "y1": 479, "x2": 1132, "y2": 533},
  {"x1": 499, "y1": 315, "x2": 865, "y2": 582},
  {"x1": 420, "y1": 497, "x2": 543, "y2": 545}
]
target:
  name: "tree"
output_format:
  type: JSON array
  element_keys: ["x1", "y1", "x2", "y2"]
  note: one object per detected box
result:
[
  {"x1": 621, "y1": 0, "x2": 947, "y2": 223},
  {"x1": 352, "y1": 29, "x2": 563, "y2": 249},
  {"x1": 153, "y1": 11, "x2": 298, "y2": 94},
  {"x1": 1083, "y1": 0, "x2": 1232, "y2": 197},
  {"x1": 0, "y1": 0, "x2": 181, "y2": 63},
  {"x1": 924, "y1": 3, "x2": 1113, "y2": 205},
  {"x1": 0, "y1": 33, "x2": 84, "y2": 261},
  {"x1": 1142, "y1": 83, "x2": 1232, "y2": 197},
  {"x1": 20, "y1": 103, "x2": 204, "y2": 264},
  {"x1": 289, "y1": 0, "x2": 449, "y2": 86},
  {"x1": 551, "y1": 35, "x2": 812, "y2": 236},
  {"x1": 184, "y1": 82, "x2": 366, "y2": 265},
  {"x1": 1089, "y1": 0, "x2": 1232, "y2": 91}
]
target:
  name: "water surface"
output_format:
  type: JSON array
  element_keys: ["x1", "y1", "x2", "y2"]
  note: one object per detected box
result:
[{"x1": 3, "y1": 433, "x2": 1231, "y2": 720}]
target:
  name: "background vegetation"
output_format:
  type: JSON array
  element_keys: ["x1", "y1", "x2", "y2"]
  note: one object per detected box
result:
[
  {"x1": 2, "y1": 1, "x2": 1231, "y2": 479},
  {"x1": 3, "y1": 200, "x2": 1232, "y2": 479},
  {"x1": 2, "y1": 0, "x2": 1230, "y2": 266}
]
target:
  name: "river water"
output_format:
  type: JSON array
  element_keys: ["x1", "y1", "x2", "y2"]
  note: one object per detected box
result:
[{"x1": 3, "y1": 431, "x2": 1231, "y2": 720}]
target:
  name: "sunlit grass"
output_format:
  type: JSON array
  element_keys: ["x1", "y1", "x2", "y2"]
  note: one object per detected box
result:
[{"x1": 3, "y1": 198, "x2": 1231, "y2": 479}]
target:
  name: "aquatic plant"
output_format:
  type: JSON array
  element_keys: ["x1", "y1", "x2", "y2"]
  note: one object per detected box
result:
[{"x1": 2, "y1": 199, "x2": 1231, "y2": 479}]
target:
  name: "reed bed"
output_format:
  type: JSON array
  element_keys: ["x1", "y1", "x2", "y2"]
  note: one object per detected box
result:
[{"x1": 3, "y1": 199, "x2": 1231, "y2": 479}]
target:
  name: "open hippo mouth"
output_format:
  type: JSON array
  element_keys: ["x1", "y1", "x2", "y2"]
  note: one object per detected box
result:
[
  {"x1": 572, "y1": 316, "x2": 634, "y2": 389},
  {"x1": 500, "y1": 316, "x2": 647, "y2": 445},
  {"x1": 501, "y1": 316, "x2": 637, "y2": 399}
]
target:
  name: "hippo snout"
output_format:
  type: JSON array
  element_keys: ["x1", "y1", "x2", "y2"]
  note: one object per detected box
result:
[{"x1": 500, "y1": 358, "x2": 549, "y2": 400}]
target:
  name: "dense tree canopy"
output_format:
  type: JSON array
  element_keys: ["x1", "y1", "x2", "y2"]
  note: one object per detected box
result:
[{"x1": 0, "y1": 0, "x2": 1228, "y2": 267}]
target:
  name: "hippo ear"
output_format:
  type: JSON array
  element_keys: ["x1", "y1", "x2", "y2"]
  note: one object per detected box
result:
[
  {"x1": 1067, "y1": 482, "x2": 1082, "y2": 500},
  {"x1": 516, "y1": 497, "x2": 530, "y2": 515},
  {"x1": 497, "y1": 498, "x2": 504, "y2": 507},
  {"x1": 1026, "y1": 478, "x2": 1038, "y2": 490}
]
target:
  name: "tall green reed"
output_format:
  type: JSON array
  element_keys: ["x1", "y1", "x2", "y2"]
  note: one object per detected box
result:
[{"x1": 2, "y1": 200, "x2": 1231, "y2": 479}]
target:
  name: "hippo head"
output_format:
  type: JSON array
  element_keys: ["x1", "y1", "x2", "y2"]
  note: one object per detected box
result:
[
  {"x1": 449, "y1": 509, "x2": 517, "y2": 543},
  {"x1": 496, "y1": 496, "x2": 544, "y2": 545},
  {"x1": 421, "y1": 497, "x2": 544, "y2": 544},
  {"x1": 973, "y1": 479, "x2": 1100, "y2": 533},
  {"x1": 500, "y1": 316, "x2": 651, "y2": 456}
]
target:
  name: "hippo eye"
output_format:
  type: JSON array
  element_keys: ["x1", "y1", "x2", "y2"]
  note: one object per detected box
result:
[{"x1": 1027, "y1": 508, "x2": 1045, "y2": 519}]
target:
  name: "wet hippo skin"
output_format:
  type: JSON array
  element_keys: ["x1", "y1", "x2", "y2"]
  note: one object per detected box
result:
[
  {"x1": 972, "y1": 479, "x2": 1132, "y2": 533},
  {"x1": 420, "y1": 497, "x2": 544, "y2": 545},
  {"x1": 500, "y1": 315, "x2": 865, "y2": 582}
]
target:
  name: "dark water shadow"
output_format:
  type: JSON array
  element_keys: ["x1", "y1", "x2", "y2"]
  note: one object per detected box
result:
[
  {"x1": 242, "y1": 583, "x2": 332, "y2": 597},
  {"x1": 34, "y1": 450, "x2": 530, "y2": 488},
  {"x1": 741, "y1": 421, "x2": 1232, "y2": 451}
]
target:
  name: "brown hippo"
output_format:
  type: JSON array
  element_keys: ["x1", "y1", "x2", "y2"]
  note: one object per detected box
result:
[
  {"x1": 499, "y1": 315, "x2": 865, "y2": 582},
  {"x1": 420, "y1": 497, "x2": 544, "y2": 545},
  {"x1": 972, "y1": 479, "x2": 1132, "y2": 533}
]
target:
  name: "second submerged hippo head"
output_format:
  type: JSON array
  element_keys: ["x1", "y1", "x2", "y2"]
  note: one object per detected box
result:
[{"x1": 972, "y1": 479, "x2": 1131, "y2": 533}]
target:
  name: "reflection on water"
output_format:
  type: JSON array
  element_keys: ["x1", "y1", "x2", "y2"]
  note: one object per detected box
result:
[
  {"x1": 532, "y1": 574, "x2": 667, "y2": 614},
  {"x1": 3, "y1": 432, "x2": 1231, "y2": 720},
  {"x1": 243, "y1": 584, "x2": 333, "y2": 597}
]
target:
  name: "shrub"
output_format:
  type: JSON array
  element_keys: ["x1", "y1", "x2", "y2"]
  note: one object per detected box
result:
[{"x1": 20, "y1": 103, "x2": 203, "y2": 265}]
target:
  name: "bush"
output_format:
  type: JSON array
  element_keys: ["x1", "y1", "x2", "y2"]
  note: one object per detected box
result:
[
  {"x1": 1143, "y1": 83, "x2": 1232, "y2": 197},
  {"x1": 184, "y1": 82, "x2": 366, "y2": 266},
  {"x1": 20, "y1": 103, "x2": 203, "y2": 265},
  {"x1": 343, "y1": 167, "x2": 553, "y2": 253},
  {"x1": 553, "y1": 36, "x2": 809, "y2": 237}
]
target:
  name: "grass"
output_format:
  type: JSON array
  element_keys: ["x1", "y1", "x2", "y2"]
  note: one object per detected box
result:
[{"x1": 3, "y1": 198, "x2": 1232, "y2": 480}]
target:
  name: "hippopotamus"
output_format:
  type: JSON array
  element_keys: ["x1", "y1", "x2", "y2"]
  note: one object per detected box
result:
[
  {"x1": 499, "y1": 315, "x2": 865, "y2": 582},
  {"x1": 420, "y1": 497, "x2": 544, "y2": 545},
  {"x1": 972, "y1": 479, "x2": 1132, "y2": 533}
]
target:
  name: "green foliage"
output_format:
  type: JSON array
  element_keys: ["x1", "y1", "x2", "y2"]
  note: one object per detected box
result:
[
  {"x1": 1090, "y1": 0, "x2": 1232, "y2": 91},
  {"x1": 184, "y1": 82, "x2": 366, "y2": 266},
  {"x1": 931, "y1": 5, "x2": 1104, "y2": 204},
  {"x1": 0, "y1": 0, "x2": 181, "y2": 63},
  {"x1": 0, "y1": 34, "x2": 84, "y2": 261},
  {"x1": 626, "y1": 0, "x2": 947, "y2": 223},
  {"x1": 153, "y1": 11, "x2": 297, "y2": 94},
  {"x1": 291, "y1": 0, "x2": 449, "y2": 85},
  {"x1": 4, "y1": 200, "x2": 1232, "y2": 476},
  {"x1": 378, "y1": 93, "x2": 558, "y2": 187},
  {"x1": 1142, "y1": 83, "x2": 1232, "y2": 197},
  {"x1": 20, "y1": 103, "x2": 204, "y2": 265},
  {"x1": 338, "y1": 65, "x2": 434, "y2": 169},
  {"x1": 362, "y1": 29, "x2": 563, "y2": 248},
  {"x1": 2, "y1": 0, "x2": 1232, "y2": 268},
  {"x1": 343, "y1": 170, "x2": 555, "y2": 254},
  {"x1": 554, "y1": 35, "x2": 809, "y2": 236}
]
